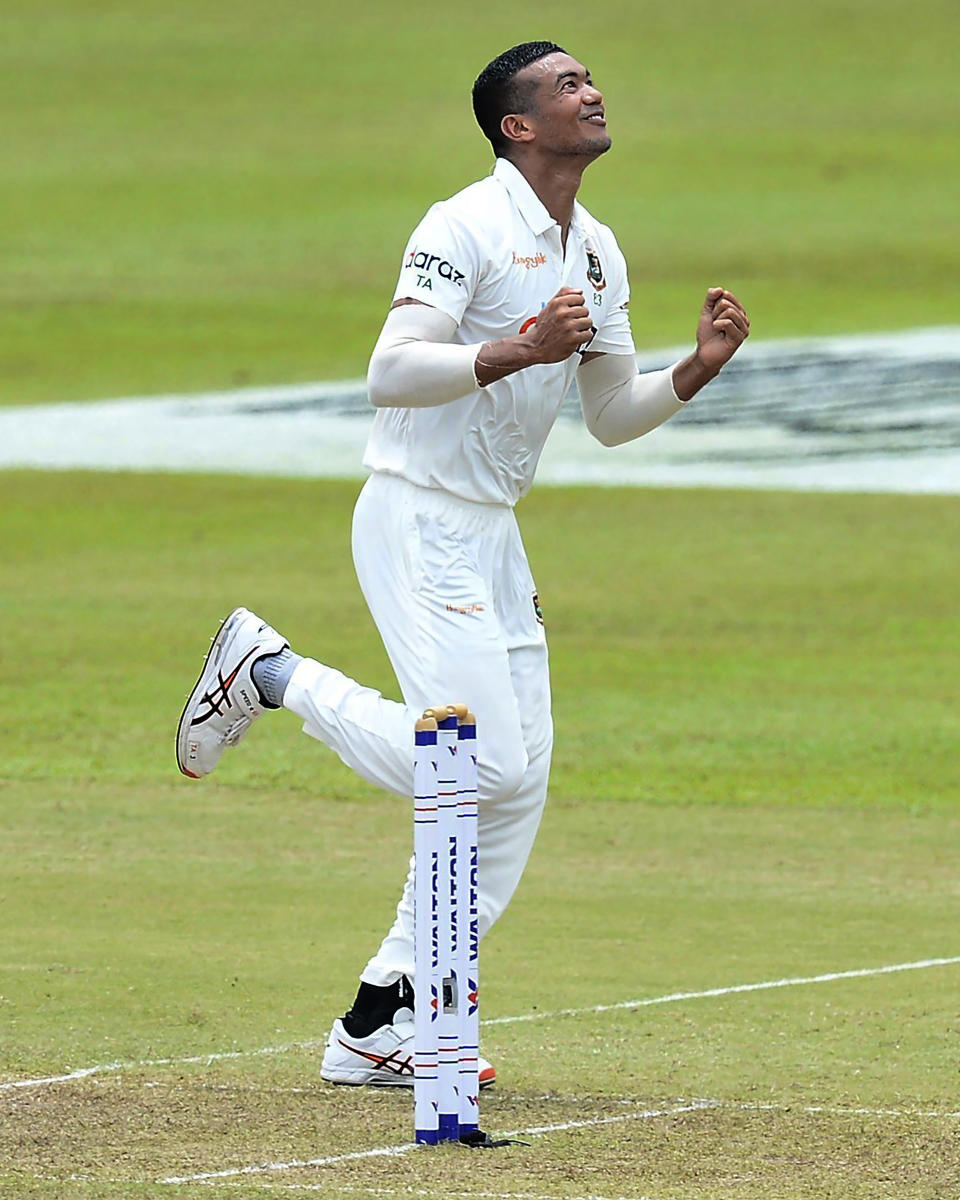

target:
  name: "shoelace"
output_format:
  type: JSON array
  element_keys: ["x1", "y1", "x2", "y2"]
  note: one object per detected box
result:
[{"x1": 221, "y1": 717, "x2": 251, "y2": 746}]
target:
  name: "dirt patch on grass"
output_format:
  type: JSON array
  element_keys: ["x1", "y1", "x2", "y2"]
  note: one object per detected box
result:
[{"x1": 3, "y1": 1078, "x2": 959, "y2": 1200}]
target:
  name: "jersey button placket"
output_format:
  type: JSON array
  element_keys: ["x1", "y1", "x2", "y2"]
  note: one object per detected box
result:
[{"x1": 561, "y1": 225, "x2": 585, "y2": 285}]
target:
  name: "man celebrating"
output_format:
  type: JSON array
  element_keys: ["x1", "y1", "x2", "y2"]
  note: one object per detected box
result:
[{"x1": 176, "y1": 42, "x2": 749, "y2": 1087}]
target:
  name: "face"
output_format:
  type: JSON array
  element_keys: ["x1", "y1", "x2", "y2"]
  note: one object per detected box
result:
[{"x1": 505, "y1": 52, "x2": 610, "y2": 159}]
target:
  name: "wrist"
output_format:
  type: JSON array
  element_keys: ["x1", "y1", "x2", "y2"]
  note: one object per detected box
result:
[
  {"x1": 474, "y1": 337, "x2": 540, "y2": 387},
  {"x1": 692, "y1": 347, "x2": 722, "y2": 380},
  {"x1": 672, "y1": 350, "x2": 721, "y2": 403}
]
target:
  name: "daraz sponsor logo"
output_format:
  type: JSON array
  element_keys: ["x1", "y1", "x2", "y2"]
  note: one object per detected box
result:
[{"x1": 404, "y1": 249, "x2": 466, "y2": 288}]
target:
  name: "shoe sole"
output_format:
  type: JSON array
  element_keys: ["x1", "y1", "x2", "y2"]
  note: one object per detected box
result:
[
  {"x1": 320, "y1": 1073, "x2": 496, "y2": 1089},
  {"x1": 320, "y1": 1072, "x2": 415, "y2": 1088},
  {"x1": 175, "y1": 607, "x2": 248, "y2": 778}
]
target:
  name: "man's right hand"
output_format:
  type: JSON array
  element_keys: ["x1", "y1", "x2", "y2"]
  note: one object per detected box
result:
[
  {"x1": 523, "y1": 287, "x2": 596, "y2": 363},
  {"x1": 473, "y1": 287, "x2": 596, "y2": 387}
]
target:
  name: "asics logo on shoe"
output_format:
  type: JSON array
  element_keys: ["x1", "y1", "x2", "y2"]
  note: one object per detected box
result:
[
  {"x1": 337, "y1": 1038, "x2": 414, "y2": 1077},
  {"x1": 191, "y1": 647, "x2": 260, "y2": 727}
]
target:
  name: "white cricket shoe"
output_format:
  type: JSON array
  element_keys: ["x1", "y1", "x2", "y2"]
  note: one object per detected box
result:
[
  {"x1": 320, "y1": 1017, "x2": 496, "y2": 1089},
  {"x1": 176, "y1": 607, "x2": 288, "y2": 779}
]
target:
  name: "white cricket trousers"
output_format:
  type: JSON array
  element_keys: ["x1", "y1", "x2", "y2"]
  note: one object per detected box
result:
[{"x1": 283, "y1": 471, "x2": 553, "y2": 985}]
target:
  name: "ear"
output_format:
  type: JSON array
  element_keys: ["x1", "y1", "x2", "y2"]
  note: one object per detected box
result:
[{"x1": 500, "y1": 113, "x2": 535, "y2": 146}]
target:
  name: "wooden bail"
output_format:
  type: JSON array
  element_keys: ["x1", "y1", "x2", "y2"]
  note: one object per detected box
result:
[{"x1": 423, "y1": 703, "x2": 468, "y2": 722}]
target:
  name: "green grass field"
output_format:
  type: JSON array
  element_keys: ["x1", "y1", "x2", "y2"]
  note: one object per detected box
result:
[
  {"x1": 3, "y1": 0, "x2": 959, "y2": 404},
  {"x1": 2, "y1": 472, "x2": 959, "y2": 1198},
  {"x1": 3, "y1": 1, "x2": 959, "y2": 1195}
]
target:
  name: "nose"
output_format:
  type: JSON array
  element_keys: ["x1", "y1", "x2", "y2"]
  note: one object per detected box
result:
[{"x1": 584, "y1": 81, "x2": 603, "y2": 106}]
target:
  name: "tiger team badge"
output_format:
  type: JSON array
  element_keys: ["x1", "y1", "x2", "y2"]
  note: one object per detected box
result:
[{"x1": 586, "y1": 246, "x2": 606, "y2": 291}]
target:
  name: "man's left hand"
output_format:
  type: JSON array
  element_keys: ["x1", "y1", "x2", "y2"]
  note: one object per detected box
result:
[{"x1": 695, "y1": 287, "x2": 750, "y2": 373}]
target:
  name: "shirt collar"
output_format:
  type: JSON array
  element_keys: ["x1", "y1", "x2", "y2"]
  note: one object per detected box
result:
[{"x1": 492, "y1": 157, "x2": 558, "y2": 237}]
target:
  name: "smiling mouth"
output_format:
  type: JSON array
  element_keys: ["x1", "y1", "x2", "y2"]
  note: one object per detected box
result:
[{"x1": 582, "y1": 112, "x2": 606, "y2": 126}]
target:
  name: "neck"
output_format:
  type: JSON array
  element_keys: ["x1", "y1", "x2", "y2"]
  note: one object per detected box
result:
[{"x1": 510, "y1": 154, "x2": 588, "y2": 242}]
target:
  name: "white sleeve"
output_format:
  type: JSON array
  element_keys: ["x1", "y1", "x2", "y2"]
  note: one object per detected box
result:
[
  {"x1": 391, "y1": 202, "x2": 483, "y2": 325},
  {"x1": 577, "y1": 352, "x2": 686, "y2": 446},
  {"x1": 366, "y1": 303, "x2": 485, "y2": 409}
]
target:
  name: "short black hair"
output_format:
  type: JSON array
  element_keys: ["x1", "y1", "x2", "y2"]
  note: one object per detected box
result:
[{"x1": 472, "y1": 41, "x2": 566, "y2": 156}]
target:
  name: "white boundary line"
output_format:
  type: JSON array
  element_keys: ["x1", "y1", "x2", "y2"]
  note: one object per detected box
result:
[
  {"x1": 742, "y1": 1102, "x2": 960, "y2": 1119},
  {"x1": 195, "y1": 1189, "x2": 681, "y2": 1200},
  {"x1": 162, "y1": 1102, "x2": 715, "y2": 1184},
  {"x1": 481, "y1": 954, "x2": 960, "y2": 1027},
  {"x1": 161, "y1": 1098, "x2": 960, "y2": 1186},
  {"x1": 3, "y1": 955, "x2": 958, "y2": 1094},
  {"x1": 20, "y1": 1101, "x2": 960, "y2": 1192},
  {"x1": 195, "y1": 1184, "x2": 682, "y2": 1198},
  {"x1": 0, "y1": 1040, "x2": 324, "y2": 1092}
]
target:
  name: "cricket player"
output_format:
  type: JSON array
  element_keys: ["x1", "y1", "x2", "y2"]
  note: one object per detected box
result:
[{"x1": 176, "y1": 42, "x2": 750, "y2": 1087}]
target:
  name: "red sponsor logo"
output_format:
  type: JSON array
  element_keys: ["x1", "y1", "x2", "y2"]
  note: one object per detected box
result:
[{"x1": 513, "y1": 251, "x2": 547, "y2": 269}]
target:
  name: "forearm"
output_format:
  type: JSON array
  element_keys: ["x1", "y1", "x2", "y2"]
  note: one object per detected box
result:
[
  {"x1": 367, "y1": 289, "x2": 597, "y2": 408},
  {"x1": 468, "y1": 285, "x2": 599, "y2": 386},
  {"x1": 472, "y1": 337, "x2": 540, "y2": 387},
  {"x1": 366, "y1": 306, "x2": 482, "y2": 408},
  {"x1": 578, "y1": 354, "x2": 686, "y2": 447},
  {"x1": 577, "y1": 287, "x2": 748, "y2": 439},
  {"x1": 366, "y1": 306, "x2": 542, "y2": 408},
  {"x1": 671, "y1": 350, "x2": 721, "y2": 402}
]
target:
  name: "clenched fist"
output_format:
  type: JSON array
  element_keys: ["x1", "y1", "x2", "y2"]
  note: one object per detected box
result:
[
  {"x1": 522, "y1": 287, "x2": 596, "y2": 363},
  {"x1": 695, "y1": 287, "x2": 750, "y2": 372}
]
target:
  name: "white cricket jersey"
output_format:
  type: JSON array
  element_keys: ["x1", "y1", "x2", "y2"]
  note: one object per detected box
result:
[{"x1": 362, "y1": 157, "x2": 636, "y2": 506}]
